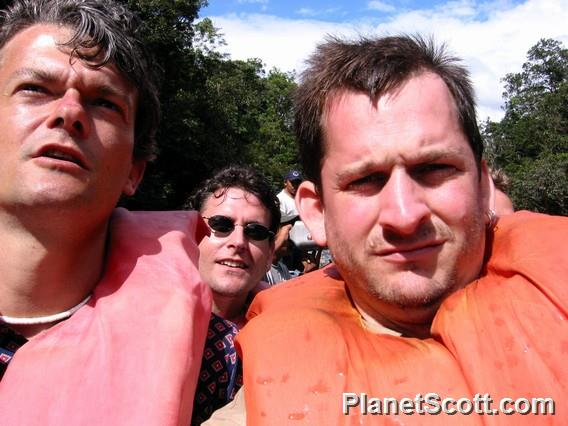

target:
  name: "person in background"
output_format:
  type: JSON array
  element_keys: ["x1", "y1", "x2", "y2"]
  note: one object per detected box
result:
[
  {"x1": 491, "y1": 167, "x2": 515, "y2": 216},
  {"x1": 264, "y1": 226, "x2": 293, "y2": 285},
  {"x1": 277, "y1": 170, "x2": 303, "y2": 224},
  {"x1": 0, "y1": 0, "x2": 210, "y2": 424},
  {"x1": 236, "y1": 35, "x2": 568, "y2": 424},
  {"x1": 186, "y1": 165, "x2": 279, "y2": 424},
  {"x1": 276, "y1": 169, "x2": 320, "y2": 274}
]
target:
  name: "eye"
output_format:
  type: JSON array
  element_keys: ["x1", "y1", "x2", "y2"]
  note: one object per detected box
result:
[
  {"x1": 17, "y1": 83, "x2": 48, "y2": 94},
  {"x1": 413, "y1": 164, "x2": 458, "y2": 185},
  {"x1": 347, "y1": 173, "x2": 388, "y2": 192},
  {"x1": 93, "y1": 98, "x2": 122, "y2": 113}
]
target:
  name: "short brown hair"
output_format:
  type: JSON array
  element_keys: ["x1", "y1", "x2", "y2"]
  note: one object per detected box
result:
[{"x1": 294, "y1": 34, "x2": 483, "y2": 190}]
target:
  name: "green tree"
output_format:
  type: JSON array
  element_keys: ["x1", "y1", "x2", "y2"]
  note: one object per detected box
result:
[
  {"x1": 482, "y1": 39, "x2": 568, "y2": 215},
  {"x1": 120, "y1": 0, "x2": 299, "y2": 209},
  {"x1": 245, "y1": 69, "x2": 299, "y2": 189},
  {"x1": 121, "y1": 0, "x2": 212, "y2": 209}
]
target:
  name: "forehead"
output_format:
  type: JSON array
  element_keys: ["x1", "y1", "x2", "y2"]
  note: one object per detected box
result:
[
  {"x1": 0, "y1": 23, "x2": 136, "y2": 97},
  {"x1": 321, "y1": 73, "x2": 468, "y2": 160},
  {"x1": 202, "y1": 187, "x2": 269, "y2": 216},
  {"x1": 324, "y1": 72, "x2": 458, "y2": 125}
]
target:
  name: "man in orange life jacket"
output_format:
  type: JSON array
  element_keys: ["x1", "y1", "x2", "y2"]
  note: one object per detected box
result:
[{"x1": 235, "y1": 35, "x2": 567, "y2": 424}]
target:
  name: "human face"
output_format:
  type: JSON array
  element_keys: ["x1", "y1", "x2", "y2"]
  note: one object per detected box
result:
[
  {"x1": 297, "y1": 73, "x2": 490, "y2": 327},
  {"x1": 285, "y1": 179, "x2": 300, "y2": 196},
  {"x1": 0, "y1": 24, "x2": 144, "y2": 218},
  {"x1": 198, "y1": 188, "x2": 274, "y2": 301}
]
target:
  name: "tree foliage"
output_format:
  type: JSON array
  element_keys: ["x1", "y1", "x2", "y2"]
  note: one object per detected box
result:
[
  {"x1": 482, "y1": 39, "x2": 568, "y2": 216},
  {"x1": 117, "y1": 0, "x2": 299, "y2": 210},
  {"x1": 245, "y1": 69, "x2": 298, "y2": 188}
]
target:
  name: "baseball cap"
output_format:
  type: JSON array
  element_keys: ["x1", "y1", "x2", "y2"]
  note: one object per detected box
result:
[{"x1": 285, "y1": 170, "x2": 303, "y2": 182}]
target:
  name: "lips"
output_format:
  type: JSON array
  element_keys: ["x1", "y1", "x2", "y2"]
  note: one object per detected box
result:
[
  {"x1": 218, "y1": 259, "x2": 248, "y2": 269},
  {"x1": 376, "y1": 240, "x2": 445, "y2": 263},
  {"x1": 35, "y1": 145, "x2": 89, "y2": 170}
]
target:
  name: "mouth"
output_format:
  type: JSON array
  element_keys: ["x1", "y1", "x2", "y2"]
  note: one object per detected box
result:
[
  {"x1": 377, "y1": 241, "x2": 444, "y2": 262},
  {"x1": 218, "y1": 260, "x2": 248, "y2": 269},
  {"x1": 35, "y1": 145, "x2": 88, "y2": 169}
]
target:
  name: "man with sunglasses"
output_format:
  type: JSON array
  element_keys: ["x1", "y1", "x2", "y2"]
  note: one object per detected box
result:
[{"x1": 187, "y1": 165, "x2": 279, "y2": 424}]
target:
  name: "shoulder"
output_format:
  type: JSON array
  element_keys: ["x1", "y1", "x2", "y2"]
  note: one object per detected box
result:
[
  {"x1": 277, "y1": 190, "x2": 293, "y2": 204},
  {"x1": 110, "y1": 208, "x2": 207, "y2": 242},
  {"x1": 437, "y1": 210, "x2": 568, "y2": 326},
  {"x1": 487, "y1": 210, "x2": 568, "y2": 272},
  {"x1": 246, "y1": 265, "x2": 349, "y2": 320},
  {"x1": 105, "y1": 208, "x2": 210, "y2": 298}
]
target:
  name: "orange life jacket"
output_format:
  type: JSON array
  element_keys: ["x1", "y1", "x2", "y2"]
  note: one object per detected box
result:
[{"x1": 237, "y1": 211, "x2": 567, "y2": 424}]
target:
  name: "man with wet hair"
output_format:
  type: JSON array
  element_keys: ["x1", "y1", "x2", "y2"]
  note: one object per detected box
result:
[
  {"x1": 236, "y1": 35, "x2": 567, "y2": 423},
  {"x1": 0, "y1": 0, "x2": 210, "y2": 423}
]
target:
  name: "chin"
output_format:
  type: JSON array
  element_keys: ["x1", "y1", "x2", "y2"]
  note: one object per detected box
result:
[
  {"x1": 371, "y1": 273, "x2": 458, "y2": 310},
  {"x1": 211, "y1": 280, "x2": 251, "y2": 297},
  {"x1": 389, "y1": 290, "x2": 449, "y2": 310}
]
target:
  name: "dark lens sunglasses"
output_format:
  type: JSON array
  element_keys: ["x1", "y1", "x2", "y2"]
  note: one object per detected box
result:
[{"x1": 203, "y1": 215, "x2": 274, "y2": 241}]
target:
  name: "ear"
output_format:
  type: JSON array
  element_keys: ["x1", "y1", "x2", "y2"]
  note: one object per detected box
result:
[
  {"x1": 122, "y1": 159, "x2": 146, "y2": 196},
  {"x1": 479, "y1": 160, "x2": 494, "y2": 224},
  {"x1": 296, "y1": 181, "x2": 327, "y2": 247}
]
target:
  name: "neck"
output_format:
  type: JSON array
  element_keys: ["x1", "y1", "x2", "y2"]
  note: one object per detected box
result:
[
  {"x1": 211, "y1": 292, "x2": 247, "y2": 329},
  {"x1": 348, "y1": 286, "x2": 437, "y2": 339},
  {"x1": 0, "y1": 210, "x2": 109, "y2": 337},
  {"x1": 356, "y1": 305, "x2": 433, "y2": 339}
]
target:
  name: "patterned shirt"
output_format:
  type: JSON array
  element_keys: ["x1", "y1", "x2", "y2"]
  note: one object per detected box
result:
[
  {"x1": 0, "y1": 324, "x2": 27, "y2": 380},
  {"x1": 191, "y1": 313, "x2": 242, "y2": 425}
]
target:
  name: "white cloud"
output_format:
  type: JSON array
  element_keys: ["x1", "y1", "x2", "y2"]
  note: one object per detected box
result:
[
  {"x1": 296, "y1": 8, "x2": 317, "y2": 17},
  {"x1": 206, "y1": 0, "x2": 568, "y2": 121},
  {"x1": 368, "y1": 1, "x2": 396, "y2": 13},
  {"x1": 296, "y1": 6, "x2": 345, "y2": 18},
  {"x1": 208, "y1": 13, "x2": 354, "y2": 72},
  {"x1": 434, "y1": 0, "x2": 478, "y2": 18}
]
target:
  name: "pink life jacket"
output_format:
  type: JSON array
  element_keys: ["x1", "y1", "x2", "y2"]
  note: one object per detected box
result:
[{"x1": 0, "y1": 209, "x2": 212, "y2": 426}]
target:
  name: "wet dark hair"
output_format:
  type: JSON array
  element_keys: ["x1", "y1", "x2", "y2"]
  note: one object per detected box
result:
[
  {"x1": 295, "y1": 34, "x2": 483, "y2": 190},
  {"x1": 0, "y1": 0, "x2": 160, "y2": 161},
  {"x1": 187, "y1": 165, "x2": 281, "y2": 239}
]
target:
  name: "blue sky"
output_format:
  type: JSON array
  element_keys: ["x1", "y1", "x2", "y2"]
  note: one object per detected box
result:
[
  {"x1": 202, "y1": 0, "x2": 525, "y2": 21},
  {"x1": 202, "y1": 0, "x2": 434, "y2": 21},
  {"x1": 201, "y1": 0, "x2": 568, "y2": 120}
]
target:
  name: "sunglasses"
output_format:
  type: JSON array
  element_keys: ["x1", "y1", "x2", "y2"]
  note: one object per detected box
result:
[{"x1": 203, "y1": 215, "x2": 274, "y2": 241}]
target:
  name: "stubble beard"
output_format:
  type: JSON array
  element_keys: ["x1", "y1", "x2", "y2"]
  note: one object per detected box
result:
[{"x1": 329, "y1": 213, "x2": 486, "y2": 312}]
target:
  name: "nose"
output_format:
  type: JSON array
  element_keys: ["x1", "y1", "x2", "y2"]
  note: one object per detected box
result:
[
  {"x1": 377, "y1": 169, "x2": 430, "y2": 235},
  {"x1": 46, "y1": 89, "x2": 90, "y2": 139},
  {"x1": 226, "y1": 225, "x2": 247, "y2": 251}
]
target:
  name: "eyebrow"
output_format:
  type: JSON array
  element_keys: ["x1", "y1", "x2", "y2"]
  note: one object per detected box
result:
[
  {"x1": 7, "y1": 67, "x2": 134, "y2": 110},
  {"x1": 335, "y1": 146, "x2": 469, "y2": 182},
  {"x1": 7, "y1": 67, "x2": 58, "y2": 85}
]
